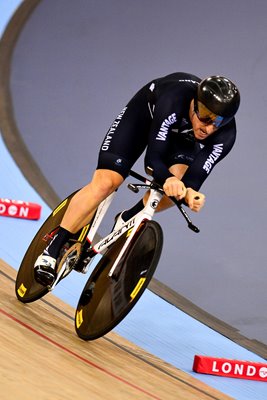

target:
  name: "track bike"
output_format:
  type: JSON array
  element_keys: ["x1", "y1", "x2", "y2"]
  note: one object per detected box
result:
[{"x1": 15, "y1": 170, "x2": 199, "y2": 340}]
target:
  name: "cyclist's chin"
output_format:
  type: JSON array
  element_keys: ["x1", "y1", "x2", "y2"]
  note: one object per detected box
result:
[{"x1": 194, "y1": 130, "x2": 207, "y2": 140}]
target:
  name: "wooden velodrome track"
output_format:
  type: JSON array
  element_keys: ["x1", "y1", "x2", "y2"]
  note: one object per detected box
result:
[
  {"x1": 0, "y1": 3, "x2": 264, "y2": 400},
  {"x1": 0, "y1": 259, "x2": 233, "y2": 400}
]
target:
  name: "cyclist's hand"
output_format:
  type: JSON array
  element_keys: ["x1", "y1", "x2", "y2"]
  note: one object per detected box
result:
[
  {"x1": 163, "y1": 177, "x2": 186, "y2": 199},
  {"x1": 185, "y1": 188, "x2": 205, "y2": 212}
]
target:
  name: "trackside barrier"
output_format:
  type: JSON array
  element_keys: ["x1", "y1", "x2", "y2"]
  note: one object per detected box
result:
[
  {"x1": 193, "y1": 355, "x2": 267, "y2": 381},
  {"x1": 0, "y1": 198, "x2": 41, "y2": 220}
]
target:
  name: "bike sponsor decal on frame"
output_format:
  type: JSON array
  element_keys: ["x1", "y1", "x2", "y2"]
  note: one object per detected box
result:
[
  {"x1": 96, "y1": 218, "x2": 136, "y2": 251},
  {"x1": 150, "y1": 200, "x2": 159, "y2": 209}
]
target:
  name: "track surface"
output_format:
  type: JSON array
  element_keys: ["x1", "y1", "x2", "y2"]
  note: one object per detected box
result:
[{"x1": 0, "y1": 259, "x2": 232, "y2": 400}]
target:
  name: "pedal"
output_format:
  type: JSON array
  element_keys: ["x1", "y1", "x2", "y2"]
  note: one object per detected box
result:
[
  {"x1": 56, "y1": 242, "x2": 82, "y2": 278},
  {"x1": 74, "y1": 256, "x2": 92, "y2": 274}
]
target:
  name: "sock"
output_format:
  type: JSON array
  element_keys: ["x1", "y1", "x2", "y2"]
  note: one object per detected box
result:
[
  {"x1": 44, "y1": 227, "x2": 72, "y2": 259},
  {"x1": 121, "y1": 199, "x2": 144, "y2": 221}
]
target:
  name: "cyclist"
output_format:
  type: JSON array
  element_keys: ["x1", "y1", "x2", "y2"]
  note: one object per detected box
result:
[{"x1": 34, "y1": 72, "x2": 240, "y2": 286}]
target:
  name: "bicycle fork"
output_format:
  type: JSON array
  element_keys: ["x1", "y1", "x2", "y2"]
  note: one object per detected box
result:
[{"x1": 107, "y1": 188, "x2": 163, "y2": 278}]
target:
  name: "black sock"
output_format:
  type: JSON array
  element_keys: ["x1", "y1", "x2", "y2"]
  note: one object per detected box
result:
[
  {"x1": 45, "y1": 227, "x2": 72, "y2": 259},
  {"x1": 121, "y1": 199, "x2": 144, "y2": 221}
]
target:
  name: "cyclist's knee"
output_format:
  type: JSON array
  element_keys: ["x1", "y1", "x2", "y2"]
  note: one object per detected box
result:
[{"x1": 91, "y1": 169, "x2": 124, "y2": 198}]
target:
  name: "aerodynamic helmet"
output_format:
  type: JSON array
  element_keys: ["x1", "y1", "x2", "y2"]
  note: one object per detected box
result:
[{"x1": 195, "y1": 76, "x2": 240, "y2": 127}]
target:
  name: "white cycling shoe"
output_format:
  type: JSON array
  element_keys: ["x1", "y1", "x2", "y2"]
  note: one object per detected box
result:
[{"x1": 34, "y1": 254, "x2": 57, "y2": 286}]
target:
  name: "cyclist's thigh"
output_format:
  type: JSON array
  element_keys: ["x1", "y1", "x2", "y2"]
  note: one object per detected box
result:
[{"x1": 97, "y1": 87, "x2": 152, "y2": 178}]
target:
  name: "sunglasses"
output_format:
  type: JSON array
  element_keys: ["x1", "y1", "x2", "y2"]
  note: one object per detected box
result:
[{"x1": 194, "y1": 100, "x2": 224, "y2": 128}]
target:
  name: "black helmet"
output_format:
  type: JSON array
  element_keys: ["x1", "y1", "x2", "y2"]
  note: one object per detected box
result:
[{"x1": 197, "y1": 76, "x2": 240, "y2": 125}]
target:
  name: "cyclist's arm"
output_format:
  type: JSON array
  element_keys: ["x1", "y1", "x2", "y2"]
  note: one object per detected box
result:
[
  {"x1": 145, "y1": 93, "x2": 184, "y2": 186},
  {"x1": 181, "y1": 119, "x2": 237, "y2": 192}
]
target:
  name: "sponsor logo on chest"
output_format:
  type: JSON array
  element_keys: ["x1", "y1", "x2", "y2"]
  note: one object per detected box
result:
[{"x1": 156, "y1": 113, "x2": 177, "y2": 141}]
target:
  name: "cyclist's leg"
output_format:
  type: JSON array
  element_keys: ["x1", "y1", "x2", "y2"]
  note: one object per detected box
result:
[
  {"x1": 34, "y1": 169, "x2": 124, "y2": 286},
  {"x1": 35, "y1": 88, "x2": 151, "y2": 285},
  {"x1": 96, "y1": 90, "x2": 152, "y2": 229},
  {"x1": 61, "y1": 169, "x2": 124, "y2": 233},
  {"x1": 61, "y1": 91, "x2": 151, "y2": 234}
]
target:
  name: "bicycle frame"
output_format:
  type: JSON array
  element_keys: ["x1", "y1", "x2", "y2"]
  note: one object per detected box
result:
[
  {"x1": 90, "y1": 185, "x2": 163, "y2": 277},
  {"x1": 49, "y1": 170, "x2": 199, "y2": 289}
]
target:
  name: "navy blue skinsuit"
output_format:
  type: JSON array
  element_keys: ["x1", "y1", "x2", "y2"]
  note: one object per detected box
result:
[{"x1": 97, "y1": 72, "x2": 236, "y2": 191}]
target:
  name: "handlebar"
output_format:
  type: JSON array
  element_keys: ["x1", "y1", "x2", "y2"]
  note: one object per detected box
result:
[
  {"x1": 170, "y1": 196, "x2": 200, "y2": 233},
  {"x1": 128, "y1": 170, "x2": 200, "y2": 233}
]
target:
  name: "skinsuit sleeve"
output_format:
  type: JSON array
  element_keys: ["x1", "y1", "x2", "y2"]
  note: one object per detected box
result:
[
  {"x1": 145, "y1": 89, "x2": 190, "y2": 185},
  {"x1": 181, "y1": 119, "x2": 237, "y2": 191}
]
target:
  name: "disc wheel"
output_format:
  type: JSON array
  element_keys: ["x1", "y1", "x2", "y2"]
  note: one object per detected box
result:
[
  {"x1": 75, "y1": 220, "x2": 163, "y2": 340},
  {"x1": 15, "y1": 191, "x2": 78, "y2": 303}
]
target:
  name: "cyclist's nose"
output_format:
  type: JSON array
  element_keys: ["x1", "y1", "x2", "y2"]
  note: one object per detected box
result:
[{"x1": 204, "y1": 125, "x2": 216, "y2": 135}]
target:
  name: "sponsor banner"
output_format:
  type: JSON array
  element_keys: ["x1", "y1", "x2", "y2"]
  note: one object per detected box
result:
[
  {"x1": 193, "y1": 355, "x2": 267, "y2": 381},
  {"x1": 0, "y1": 198, "x2": 41, "y2": 220}
]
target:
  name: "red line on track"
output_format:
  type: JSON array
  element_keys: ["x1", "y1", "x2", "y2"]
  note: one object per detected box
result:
[{"x1": 0, "y1": 308, "x2": 161, "y2": 400}]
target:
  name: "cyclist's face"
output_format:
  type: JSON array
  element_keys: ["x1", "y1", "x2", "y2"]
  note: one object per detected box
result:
[{"x1": 189, "y1": 100, "x2": 218, "y2": 140}]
